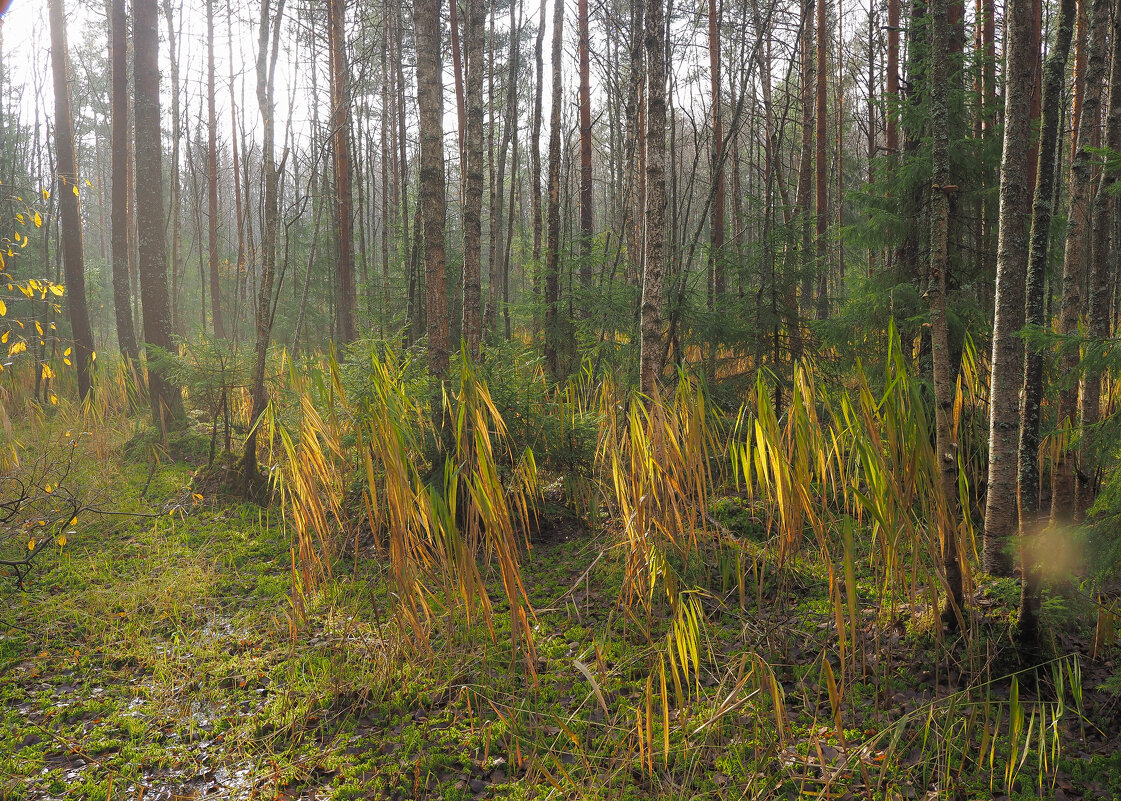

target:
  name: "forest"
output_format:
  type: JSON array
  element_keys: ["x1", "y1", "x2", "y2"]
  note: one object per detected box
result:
[{"x1": 0, "y1": 0, "x2": 1120, "y2": 795}]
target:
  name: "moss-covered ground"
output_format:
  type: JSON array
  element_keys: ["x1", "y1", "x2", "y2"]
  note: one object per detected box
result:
[{"x1": 2, "y1": 430, "x2": 1120, "y2": 800}]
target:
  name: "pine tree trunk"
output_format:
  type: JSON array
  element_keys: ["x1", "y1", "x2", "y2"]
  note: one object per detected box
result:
[
  {"x1": 707, "y1": 0, "x2": 724, "y2": 302},
  {"x1": 462, "y1": 0, "x2": 485, "y2": 354},
  {"x1": 226, "y1": 0, "x2": 246, "y2": 343},
  {"x1": 627, "y1": 0, "x2": 646, "y2": 290},
  {"x1": 134, "y1": 0, "x2": 183, "y2": 429},
  {"x1": 638, "y1": 0, "x2": 666, "y2": 394},
  {"x1": 1078, "y1": 4, "x2": 1121, "y2": 517},
  {"x1": 206, "y1": 0, "x2": 225, "y2": 338},
  {"x1": 1052, "y1": 0, "x2": 1107, "y2": 523},
  {"x1": 415, "y1": 0, "x2": 450, "y2": 379},
  {"x1": 242, "y1": 0, "x2": 286, "y2": 493},
  {"x1": 329, "y1": 0, "x2": 357, "y2": 344},
  {"x1": 578, "y1": 0, "x2": 594, "y2": 296},
  {"x1": 544, "y1": 0, "x2": 565, "y2": 377},
  {"x1": 531, "y1": 0, "x2": 546, "y2": 317},
  {"x1": 797, "y1": 0, "x2": 815, "y2": 319},
  {"x1": 927, "y1": 0, "x2": 964, "y2": 628},
  {"x1": 1019, "y1": 0, "x2": 1075, "y2": 654},
  {"x1": 886, "y1": 0, "x2": 899, "y2": 153},
  {"x1": 982, "y1": 0, "x2": 1034, "y2": 576},
  {"x1": 160, "y1": 0, "x2": 184, "y2": 335},
  {"x1": 109, "y1": 0, "x2": 138, "y2": 360},
  {"x1": 48, "y1": 0, "x2": 95, "y2": 402},
  {"x1": 814, "y1": 0, "x2": 828, "y2": 320}
]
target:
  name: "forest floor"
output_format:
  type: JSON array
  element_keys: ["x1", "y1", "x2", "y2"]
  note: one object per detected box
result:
[{"x1": 2, "y1": 429, "x2": 1121, "y2": 801}]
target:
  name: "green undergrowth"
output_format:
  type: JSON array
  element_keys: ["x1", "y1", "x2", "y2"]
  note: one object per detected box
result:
[
  {"x1": 0, "y1": 493, "x2": 1115, "y2": 800},
  {"x1": 0, "y1": 413, "x2": 1119, "y2": 800}
]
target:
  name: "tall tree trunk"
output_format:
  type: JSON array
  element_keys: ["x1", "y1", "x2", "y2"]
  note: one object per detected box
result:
[
  {"x1": 206, "y1": 0, "x2": 225, "y2": 339},
  {"x1": 577, "y1": 0, "x2": 594, "y2": 297},
  {"x1": 544, "y1": 0, "x2": 565, "y2": 377},
  {"x1": 627, "y1": 0, "x2": 646, "y2": 290},
  {"x1": 110, "y1": 0, "x2": 138, "y2": 360},
  {"x1": 329, "y1": 0, "x2": 357, "y2": 344},
  {"x1": 1052, "y1": 0, "x2": 1107, "y2": 523},
  {"x1": 134, "y1": 0, "x2": 182, "y2": 429},
  {"x1": 48, "y1": 0, "x2": 95, "y2": 402},
  {"x1": 638, "y1": 0, "x2": 666, "y2": 394},
  {"x1": 885, "y1": 0, "x2": 899, "y2": 153},
  {"x1": 241, "y1": 0, "x2": 286, "y2": 493},
  {"x1": 161, "y1": 0, "x2": 183, "y2": 335},
  {"x1": 1078, "y1": 3, "x2": 1121, "y2": 517},
  {"x1": 814, "y1": 0, "x2": 829, "y2": 320},
  {"x1": 381, "y1": 13, "x2": 392, "y2": 333},
  {"x1": 415, "y1": 0, "x2": 450, "y2": 379},
  {"x1": 927, "y1": 0, "x2": 964, "y2": 628},
  {"x1": 227, "y1": 0, "x2": 246, "y2": 344},
  {"x1": 488, "y1": 0, "x2": 521, "y2": 339},
  {"x1": 982, "y1": 0, "x2": 1034, "y2": 576},
  {"x1": 450, "y1": 0, "x2": 467, "y2": 167},
  {"x1": 797, "y1": 0, "x2": 815, "y2": 321},
  {"x1": 708, "y1": 0, "x2": 724, "y2": 302},
  {"x1": 1018, "y1": 0, "x2": 1075, "y2": 654},
  {"x1": 463, "y1": 0, "x2": 485, "y2": 354},
  {"x1": 531, "y1": 0, "x2": 546, "y2": 320}
]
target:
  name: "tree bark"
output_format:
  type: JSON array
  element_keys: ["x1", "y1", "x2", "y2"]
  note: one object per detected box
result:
[
  {"x1": 927, "y1": 0, "x2": 964, "y2": 628},
  {"x1": 462, "y1": 0, "x2": 485, "y2": 354},
  {"x1": 48, "y1": 0, "x2": 95, "y2": 402},
  {"x1": 814, "y1": 0, "x2": 828, "y2": 320},
  {"x1": 207, "y1": 0, "x2": 225, "y2": 339},
  {"x1": 886, "y1": 0, "x2": 899, "y2": 153},
  {"x1": 160, "y1": 0, "x2": 184, "y2": 335},
  {"x1": 109, "y1": 0, "x2": 138, "y2": 360},
  {"x1": 1017, "y1": 0, "x2": 1075, "y2": 657},
  {"x1": 544, "y1": 0, "x2": 565, "y2": 377},
  {"x1": 1078, "y1": 2, "x2": 1121, "y2": 517},
  {"x1": 577, "y1": 0, "x2": 594, "y2": 297},
  {"x1": 241, "y1": 0, "x2": 286, "y2": 493},
  {"x1": 227, "y1": 0, "x2": 246, "y2": 343},
  {"x1": 982, "y1": 0, "x2": 1034, "y2": 576},
  {"x1": 329, "y1": 0, "x2": 357, "y2": 344},
  {"x1": 415, "y1": 0, "x2": 450, "y2": 379},
  {"x1": 134, "y1": 0, "x2": 183, "y2": 429},
  {"x1": 531, "y1": 0, "x2": 546, "y2": 308},
  {"x1": 638, "y1": 0, "x2": 666, "y2": 394},
  {"x1": 797, "y1": 0, "x2": 815, "y2": 322},
  {"x1": 708, "y1": 0, "x2": 724, "y2": 302},
  {"x1": 1052, "y1": 0, "x2": 1107, "y2": 523}
]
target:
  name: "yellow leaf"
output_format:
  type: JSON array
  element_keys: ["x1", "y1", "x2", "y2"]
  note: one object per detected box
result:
[
  {"x1": 57, "y1": 534, "x2": 67, "y2": 547},
  {"x1": 49, "y1": 394, "x2": 57, "y2": 405},
  {"x1": 72, "y1": 185, "x2": 79, "y2": 196},
  {"x1": 35, "y1": 321, "x2": 42, "y2": 336},
  {"x1": 33, "y1": 212, "x2": 42, "y2": 228},
  {"x1": 0, "y1": 299, "x2": 5, "y2": 316},
  {"x1": 41, "y1": 364, "x2": 54, "y2": 381},
  {"x1": 84, "y1": 179, "x2": 92, "y2": 188},
  {"x1": 27, "y1": 538, "x2": 35, "y2": 551},
  {"x1": 64, "y1": 347, "x2": 71, "y2": 356},
  {"x1": 20, "y1": 236, "x2": 27, "y2": 248},
  {"x1": 44, "y1": 484, "x2": 52, "y2": 493},
  {"x1": 63, "y1": 358, "x2": 71, "y2": 366},
  {"x1": 91, "y1": 351, "x2": 96, "y2": 361},
  {"x1": 69, "y1": 517, "x2": 77, "y2": 525},
  {"x1": 49, "y1": 284, "x2": 64, "y2": 296},
  {"x1": 42, "y1": 188, "x2": 50, "y2": 200},
  {"x1": 15, "y1": 213, "x2": 24, "y2": 224},
  {"x1": 1, "y1": 331, "x2": 8, "y2": 343},
  {"x1": 8, "y1": 341, "x2": 26, "y2": 356}
]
